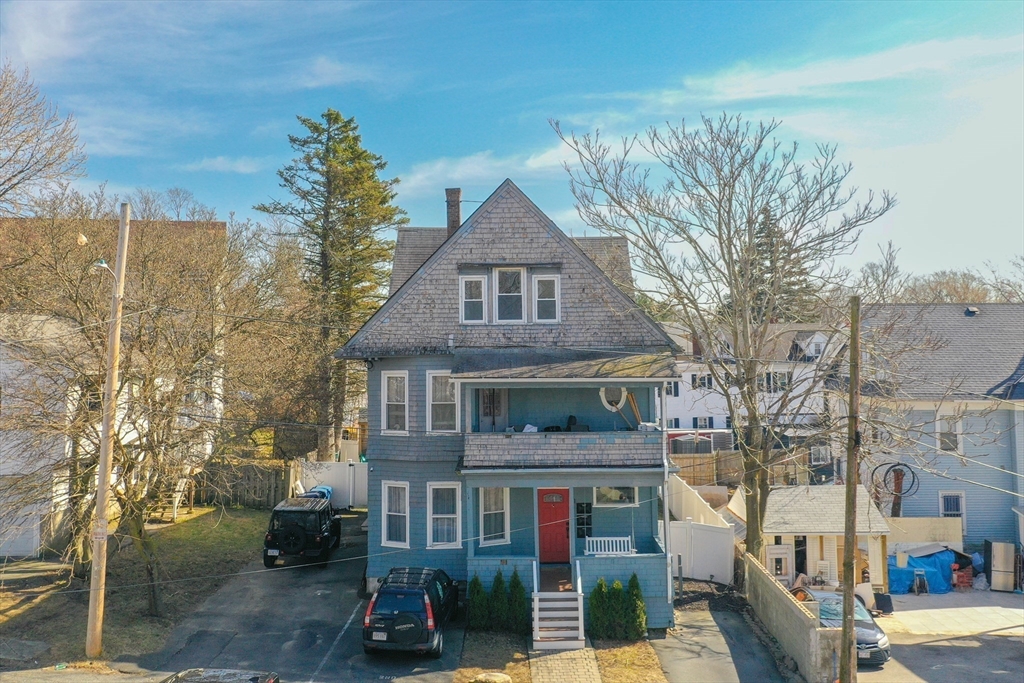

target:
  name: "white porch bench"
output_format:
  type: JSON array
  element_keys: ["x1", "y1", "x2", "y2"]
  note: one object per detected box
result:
[{"x1": 584, "y1": 536, "x2": 635, "y2": 556}]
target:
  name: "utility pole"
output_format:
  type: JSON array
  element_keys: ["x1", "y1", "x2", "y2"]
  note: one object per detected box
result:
[
  {"x1": 85, "y1": 203, "x2": 131, "y2": 659},
  {"x1": 839, "y1": 295, "x2": 861, "y2": 683}
]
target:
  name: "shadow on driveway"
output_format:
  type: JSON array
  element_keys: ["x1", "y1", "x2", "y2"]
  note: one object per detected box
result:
[{"x1": 651, "y1": 611, "x2": 785, "y2": 683}]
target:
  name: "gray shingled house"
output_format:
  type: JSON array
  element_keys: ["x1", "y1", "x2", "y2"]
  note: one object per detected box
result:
[{"x1": 338, "y1": 180, "x2": 679, "y2": 647}]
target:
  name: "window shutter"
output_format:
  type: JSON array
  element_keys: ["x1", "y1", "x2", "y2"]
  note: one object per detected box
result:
[
  {"x1": 708, "y1": 417, "x2": 714, "y2": 428},
  {"x1": 691, "y1": 374, "x2": 697, "y2": 389},
  {"x1": 726, "y1": 416, "x2": 732, "y2": 429},
  {"x1": 674, "y1": 381, "x2": 679, "y2": 396},
  {"x1": 692, "y1": 417, "x2": 698, "y2": 428}
]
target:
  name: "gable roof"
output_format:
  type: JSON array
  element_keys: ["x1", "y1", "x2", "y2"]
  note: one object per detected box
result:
[
  {"x1": 863, "y1": 304, "x2": 1024, "y2": 401},
  {"x1": 388, "y1": 228, "x2": 634, "y2": 296},
  {"x1": 341, "y1": 179, "x2": 674, "y2": 359},
  {"x1": 762, "y1": 484, "x2": 889, "y2": 536}
]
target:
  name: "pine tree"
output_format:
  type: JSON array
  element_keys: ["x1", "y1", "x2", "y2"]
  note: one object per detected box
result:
[
  {"x1": 467, "y1": 575, "x2": 489, "y2": 630},
  {"x1": 256, "y1": 109, "x2": 406, "y2": 461},
  {"x1": 626, "y1": 573, "x2": 647, "y2": 640},
  {"x1": 489, "y1": 570, "x2": 508, "y2": 630},
  {"x1": 507, "y1": 568, "x2": 530, "y2": 634},
  {"x1": 589, "y1": 577, "x2": 610, "y2": 639}
]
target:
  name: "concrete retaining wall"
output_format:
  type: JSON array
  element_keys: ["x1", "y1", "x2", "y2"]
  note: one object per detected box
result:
[{"x1": 744, "y1": 554, "x2": 843, "y2": 683}]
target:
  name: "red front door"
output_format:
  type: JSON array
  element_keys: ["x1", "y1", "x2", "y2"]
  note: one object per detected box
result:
[{"x1": 538, "y1": 488, "x2": 570, "y2": 564}]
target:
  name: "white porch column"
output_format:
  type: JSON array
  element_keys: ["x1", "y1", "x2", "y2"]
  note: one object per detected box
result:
[{"x1": 867, "y1": 534, "x2": 884, "y2": 592}]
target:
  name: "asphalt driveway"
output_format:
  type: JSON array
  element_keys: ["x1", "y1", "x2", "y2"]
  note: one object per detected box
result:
[
  {"x1": 129, "y1": 511, "x2": 463, "y2": 683},
  {"x1": 651, "y1": 610, "x2": 785, "y2": 683}
]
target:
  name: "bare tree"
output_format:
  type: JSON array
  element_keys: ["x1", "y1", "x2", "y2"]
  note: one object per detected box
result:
[
  {"x1": 0, "y1": 62, "x2": 85, "y2": 217},
  {"x1": 555, "y1": 114, "x2": 895, "y2": 556},
  {"x1": 986, "y1": 255, "x2": 1024, "y2": 304}
]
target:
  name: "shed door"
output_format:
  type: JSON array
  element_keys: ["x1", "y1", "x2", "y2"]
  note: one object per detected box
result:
[{"x1": 538, "y1": 489, "x2": 570, "y2": 564}]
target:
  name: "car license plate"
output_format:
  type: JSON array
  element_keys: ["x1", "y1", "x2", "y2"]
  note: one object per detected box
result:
[
  {"x1": 372, "y1": 631, "x2": 387, "y2": 641},
  {"x1": 266, "y1": 549, "x2": 279, "y2": 556},
  {"x1": 858, "y1": 651, "x2": 870, "y2": 659}
]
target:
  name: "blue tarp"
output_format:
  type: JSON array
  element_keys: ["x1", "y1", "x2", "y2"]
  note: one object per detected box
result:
[{"x1": 887, "y1": 549, "x2": 955, "y2": 594}]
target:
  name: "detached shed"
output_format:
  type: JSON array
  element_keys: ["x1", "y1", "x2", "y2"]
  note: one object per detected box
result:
[{"x1": 762, "y1": 485, "x2": 890, "y2": 593}]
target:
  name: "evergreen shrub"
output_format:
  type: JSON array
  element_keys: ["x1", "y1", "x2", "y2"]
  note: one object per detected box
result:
[
  {"x1": 467, "y1": 574, "x2": 489, "y2": 630},
  {"x1": 507, "y1": 568, "x2": 530, "y2": 634}
]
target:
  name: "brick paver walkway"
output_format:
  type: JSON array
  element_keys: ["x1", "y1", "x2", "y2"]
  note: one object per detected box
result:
[{"x1": 528, "y1": 644, "x2": 602, "y2": 683}]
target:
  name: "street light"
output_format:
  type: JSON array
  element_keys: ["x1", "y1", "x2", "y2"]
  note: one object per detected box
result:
[{"x1": 85, "y1": 203, "x2": 131, "y2": 659}]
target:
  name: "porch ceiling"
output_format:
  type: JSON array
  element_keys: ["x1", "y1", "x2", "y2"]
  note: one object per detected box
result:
[{"x1": 450, "y1": 348, "x2": 675, "y2": 381}]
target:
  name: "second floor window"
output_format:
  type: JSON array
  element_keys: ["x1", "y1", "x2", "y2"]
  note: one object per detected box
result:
[
  {"x1": 495, "y1": 268, "x2": 524, "y2": 322},
  {"x1": 691, "y1": 373, "x2": 713, "y2": 390},
  {"x1": 428, "y1": 372, "x2": 458, "y2": 432},
  {"x1": 382, "y1": 372, "x2": 407, "y2": 432},
  {"x1": 937, "y1": 416, "x2": 960, "y2": 452},
  {"x1": 759, "y1": 371, "x2": 792, "y2": 393}
]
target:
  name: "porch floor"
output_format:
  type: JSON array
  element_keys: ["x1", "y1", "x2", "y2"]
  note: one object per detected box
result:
[{"x1": 540, "y1": 564, "x2": 574, "y2": 592}]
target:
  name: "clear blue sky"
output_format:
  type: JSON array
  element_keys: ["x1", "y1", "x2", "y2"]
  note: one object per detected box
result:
[{"x1": 2, "y1": 0, "x2": 1021, "y2": 274}]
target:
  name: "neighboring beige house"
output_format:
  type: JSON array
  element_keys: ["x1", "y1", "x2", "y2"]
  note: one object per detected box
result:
[{"x1": 760, "y1": 484, "x2": 890, "y2": 593}]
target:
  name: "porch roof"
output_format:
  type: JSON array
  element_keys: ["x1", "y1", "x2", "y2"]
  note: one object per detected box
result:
[
  {"x1": 458, "y1": 466, "x2": 666, "y2": 489},
  {"x1": 450, "y1": 348, "x2": 676, "y2": 382}
]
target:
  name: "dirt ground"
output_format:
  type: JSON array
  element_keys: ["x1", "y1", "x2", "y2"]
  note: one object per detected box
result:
[
  {"x1": 454, "y1": 630, "x2": 532, "y2": 683},
  {"x1": 592, "y1": 639, "x2": 669, "y2": 683}
]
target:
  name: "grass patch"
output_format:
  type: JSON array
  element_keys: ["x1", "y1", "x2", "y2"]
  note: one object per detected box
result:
[
  {"x1": 0, "y1": 506, "x2": 268, "y2": 665},
  {"x1": 593, "y1": 639, "x2": 669, "y2": 683},
  {"x1": 454, "y1": 631, "x2": 531, "y2": 683}
]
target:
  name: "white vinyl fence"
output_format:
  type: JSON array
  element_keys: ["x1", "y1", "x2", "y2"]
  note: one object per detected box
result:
[
  {"x1": 300, "y1": 460, "x2": 368, "y2": 509},
  {"x1": 666, "y1": 475, "x2": 735, "y2": 584}
]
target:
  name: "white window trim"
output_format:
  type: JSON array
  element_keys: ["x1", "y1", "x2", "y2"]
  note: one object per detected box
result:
[
  {"x1": 935, "y1": 414, "x2": 963, "y2": 453},
  {"x1": 459, "y1": 275, "x2": 487, "y2": 324},
  {"x1": 380, "y1": 371, "x2": 409, "y2": 435},
  {"x1": 427, "y1": 481, "x2": 462, "y2": 549},
  {"x1": 593, "y1": 486, "x2": 640, "y2": 508},
  {"x1": 382, "y1": 480, "x2": 410, "y2": 549},
  {"x1": 532, "y1": 273, "x2": 561, "y2": 323},
  {"x1": 426, "y1": 371, "x2": 460, "y2": 434},
  {"x1": 696, "y1": 416, "x2": 711, "y2": 429},
  {"x1": 493, "y1": 267, "x2": 526, "y2": 324},
  {"x1": 479, "y1": 487, "x2": 511, "y2": 547},
  {"x1": 938, "y1": 490, "x2": 967, "y2": 534}
]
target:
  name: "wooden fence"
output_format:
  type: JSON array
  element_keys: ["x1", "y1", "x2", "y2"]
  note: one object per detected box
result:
[{"x1": 195, "y1": 460, "x2": 299, "y2": 509}]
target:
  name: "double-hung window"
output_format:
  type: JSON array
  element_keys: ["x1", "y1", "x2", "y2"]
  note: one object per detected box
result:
[
  {"x1": 495, "y1": 268, "x2": 524, "y2": 322},
  {"x1": 480, "y1": 487, "x2": 510, "y2": 546},
  {"x1": 382, "y1": 481, "x2": 409, "y2": 548},
  {"x1": 381, "y1": 371, "x2": 408, "y2": 433},
  {"x1": 428, "y1": 371, "x2": 458, "y2": 432},
  {"x1": 533, "y1": 274, "x2": 560, "y2": 322},
  {"x1": 427, "y1": 482, "x2": 461, "y2": 548},
  {"x1": 691, "y1": 374, "x2": 713, "y2": 390},
  {"x1": 460, "y1": 276, "x2": 486, "y2": 323},
  {"x1": 937, "y1": 416, "x2": 961, "y2": 452},
  {"x1": 939, "y1": 491, "x2": 966, "y2": 533}
]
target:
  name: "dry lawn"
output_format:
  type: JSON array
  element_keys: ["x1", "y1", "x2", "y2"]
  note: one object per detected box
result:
[
  {"x1": 593, "y1": 639, "x2": 669, "y2": 683},
  {"x1": 454, "y1": 631, "x2": 532, "y2": 683},
  {"x1": 0, "y1": 507, "x2": 267, "y2": 665}
]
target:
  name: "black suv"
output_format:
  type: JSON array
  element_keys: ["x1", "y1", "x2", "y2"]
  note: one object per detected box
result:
[
  {"x1": 362, "y1": 567, "x2": 459, "y2": 658},
  {"x1": 263, "y1": 497, "x2": 339, "y2": 568}
]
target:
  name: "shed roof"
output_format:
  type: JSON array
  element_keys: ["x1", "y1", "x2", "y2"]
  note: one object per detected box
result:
[{"x1": 762, "y1": 484, "x2": 889, "y2": 535}]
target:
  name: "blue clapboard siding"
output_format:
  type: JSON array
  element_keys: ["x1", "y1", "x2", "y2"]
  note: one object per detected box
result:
[
  {"x1": 578, "y1": 554, "x2": 673, "y2": 628},
  {"x1": 892, "y1": 409, "x2": 1018, "y2": 549},
  {"x1": 505, "y1": 386, "x2": 653, "y2": 432},
  {"x1": 573, "y1": 486, "x2": 661, "y2": 555}
]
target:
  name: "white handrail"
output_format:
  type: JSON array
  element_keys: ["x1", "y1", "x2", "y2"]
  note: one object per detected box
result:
[
  {"x1": 575, "y1": 559, "x2": 582, "y2": 594},
  {"x1": 575, "y1": 559, "x2": 584, "y2": 640},
  {"x1": 532, "y1": 559, "x2": 539, "y2": 595}
]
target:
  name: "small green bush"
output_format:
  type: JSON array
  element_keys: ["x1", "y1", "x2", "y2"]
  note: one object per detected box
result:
[
  {"x1": 626, "y1": 573, "x2": 647, "y2": 640},
  {"x1": 507, "y1": 568, "x2": 530, "y2": 634},
  {"x1": 588, "y1": 577, "x2": 609, "y2": 638},
  {"x1": 488, "y1": 569, "x2": 508, "y2": 629},
  {"x1": 467, "y1": 574, "x2": 489, "y2": 630},
  {"x1": 608, "y1": 579, "x2": 627, "y2": 639}
]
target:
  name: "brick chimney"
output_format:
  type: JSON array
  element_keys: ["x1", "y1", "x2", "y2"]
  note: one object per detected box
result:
[{"x1": 446, "y1": 188, "x2": 461, "y2": 237}]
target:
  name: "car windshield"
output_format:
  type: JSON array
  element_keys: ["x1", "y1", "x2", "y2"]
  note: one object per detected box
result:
[
  {"x1": 271, "y1": 511, "x2": 318, "y2": 531},
  {"x1": 818, "y1": 597, "x2": 872, "y2": 622},
  {"x1": 373, "y1": 591, "x2": 424, "y2": 615}
]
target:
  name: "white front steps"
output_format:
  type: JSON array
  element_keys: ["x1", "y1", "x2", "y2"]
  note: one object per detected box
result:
[{"x1": 533, "y1": 591, "x2": 585, "y2": 650}]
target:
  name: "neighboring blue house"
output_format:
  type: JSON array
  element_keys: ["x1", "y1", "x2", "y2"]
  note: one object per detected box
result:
[
  {"x1": 339, "y1": 180, "x2": 678, "y2": 647},
  {"x1": 863, "y1": 304, "x2": 1024, "y2": 551}
]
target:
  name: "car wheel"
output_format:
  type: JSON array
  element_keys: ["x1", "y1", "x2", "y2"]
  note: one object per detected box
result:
[
  {"x1": 279, "y1": 525, "x2": 306, "y2": 554},
  {"x1": 263, "y1": 553, "x2": 276, "y2": 569},
  {"x1": 428, "y1": 631, "x2": 443, "y2": 659},
  {"x1": 388, "y1": 614, "x2": 423, "y2": 646}
]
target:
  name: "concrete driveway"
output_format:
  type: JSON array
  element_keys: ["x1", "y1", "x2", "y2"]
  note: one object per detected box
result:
[{"x1": 651, "y1": 610, "x2": 785, "y2": 683}]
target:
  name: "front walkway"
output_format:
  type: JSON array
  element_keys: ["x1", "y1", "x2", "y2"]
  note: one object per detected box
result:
[
  {"x1": 528, "y1": 642, "x2": 602, "y2": 683},
  {"x1": 882, "y1": 590, "x2": 1024, "y2": 636}
]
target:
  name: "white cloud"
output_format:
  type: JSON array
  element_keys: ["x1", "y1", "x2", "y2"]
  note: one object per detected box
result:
[
  {"x1": 400, "y1": 149, "x2": 566, "y2": 198},
  {"x1": 0, "y1": 0, "x2": 88, "y2": 70},
  {"x1": 181, "y1": 156, "x2": 273, "y2": 174},
  {"x1": 296, "y1": 56, "x2": 382, "y2": 89}
]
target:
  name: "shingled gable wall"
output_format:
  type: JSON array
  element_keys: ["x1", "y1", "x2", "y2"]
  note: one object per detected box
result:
[{"x1": 341, "y1": 179, "x2": 672, "y2": 358}]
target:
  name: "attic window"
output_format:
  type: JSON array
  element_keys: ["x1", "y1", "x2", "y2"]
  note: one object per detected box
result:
[
  {"x1": 460, "y1": 276, "x2": 486, "y2": 323},
  {"x1": 495, "y1": 268, "x2": 524, "y2": 322}
]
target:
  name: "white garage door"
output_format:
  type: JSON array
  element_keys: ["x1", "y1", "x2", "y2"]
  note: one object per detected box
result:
[{"x1": 0, "y1": 512, "x2": 40, "y2": 557}]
